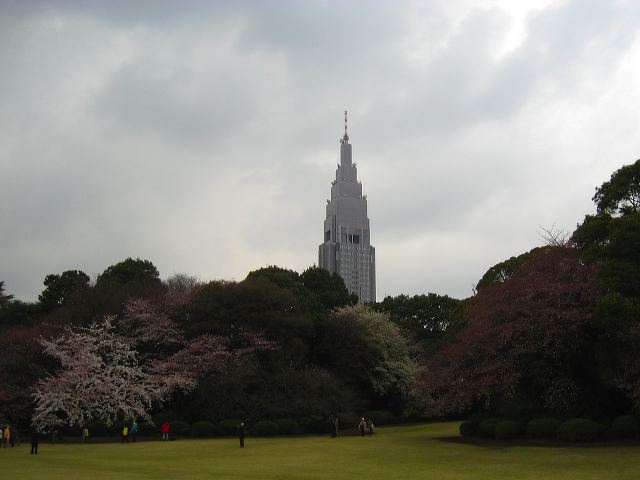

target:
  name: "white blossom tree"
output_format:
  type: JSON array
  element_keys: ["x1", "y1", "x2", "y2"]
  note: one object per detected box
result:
[
  {"x1": 32, "y1": 317, "x2": 158, "y2": 431},
  {"x1": 32, "y1": 296, "x2": 276, "y2": 431}
]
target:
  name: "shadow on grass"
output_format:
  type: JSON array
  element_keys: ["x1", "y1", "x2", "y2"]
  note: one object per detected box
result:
[{"x1": 438, "y1": 436, "x2": 640, "y2": 449}]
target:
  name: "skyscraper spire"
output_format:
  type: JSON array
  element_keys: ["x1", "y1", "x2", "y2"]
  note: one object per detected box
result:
[
  {"x1": 343, "y1": 109, "x2": 349, "y2": 142},
  {"x1": 319, "y1": 112, "x2": 376, "y2": 303}
]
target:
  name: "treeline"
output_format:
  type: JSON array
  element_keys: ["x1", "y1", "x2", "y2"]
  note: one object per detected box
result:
[
  {"x1": 0, "y1": 262, "x2": 425, "y2": 432},
  {"x1": 1, "y1": 159, "x2": 639, "y2": 437}
]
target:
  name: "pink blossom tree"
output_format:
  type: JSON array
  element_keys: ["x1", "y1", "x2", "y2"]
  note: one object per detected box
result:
[{"x1": 32, "y1": 295, "x2": 276, "y2": 430}]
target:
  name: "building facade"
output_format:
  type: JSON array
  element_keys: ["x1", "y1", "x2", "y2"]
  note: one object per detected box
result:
[{"x1": 318, "y1": 112, "x2": 376, "y2": 303}]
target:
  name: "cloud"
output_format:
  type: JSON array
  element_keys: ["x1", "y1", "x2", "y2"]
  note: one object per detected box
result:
[{"x1": 2, "y1": 0, "x2": 640, "y2": 302}]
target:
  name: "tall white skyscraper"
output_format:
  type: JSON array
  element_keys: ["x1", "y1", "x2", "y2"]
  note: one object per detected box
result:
[{"x1": 318, "y1": 111, "x2": 376, "y2": 303}]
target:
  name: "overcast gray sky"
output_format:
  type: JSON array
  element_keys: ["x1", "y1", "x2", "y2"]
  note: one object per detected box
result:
[{"x1": 2, "y1": 0, "x2": 639, "y2": 302}]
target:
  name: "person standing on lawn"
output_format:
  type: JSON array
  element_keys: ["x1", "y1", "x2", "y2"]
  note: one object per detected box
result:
[
  {"x1": 358, "y1": 418, "x2": 367, "y2": 437},
  {"x1": 30, "y1": 431, "x2": 40, "y2": 455},
  {"x1": 161, "y1": 421, "x2": 170, "y2": 441},
  {"x1": 130, "y1": 421, "x2": 138, "y2": 442},
  {"x1": 238, "y1": 422, "x2": 245, "y2": 448}
]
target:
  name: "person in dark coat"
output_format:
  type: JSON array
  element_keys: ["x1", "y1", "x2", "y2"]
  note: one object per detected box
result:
[
  {"x1": 238, "y1": 422, "x2": 245, "y2": 448},
  {"x1": 31, "y1": 431, "x2": 40, "y2": 455},
  {"x1": 332, "y1": 415, "x2": 339, "y2": 438}
]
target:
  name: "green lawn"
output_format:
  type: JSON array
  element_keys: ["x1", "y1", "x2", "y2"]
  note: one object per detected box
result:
[{"x1": 3, "y1": 422, "x2": 640, "y2": 479}]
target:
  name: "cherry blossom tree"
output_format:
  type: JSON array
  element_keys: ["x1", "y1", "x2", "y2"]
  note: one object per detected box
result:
[
  {"x1": 421, "y1": 247, "x2": 601, "y2": 416},
  {"x1": 32, "y1": 295, "x2": 276, "y2": 430},
  {"x1": 32, "y1": 317, "x2": 157, "y2": 430}
]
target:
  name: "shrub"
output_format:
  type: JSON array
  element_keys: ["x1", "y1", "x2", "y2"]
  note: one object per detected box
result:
[
  {"x1": 526, "y1": 418, "x2": 561, "y2": 438},
  {"x1": 337, "y1": 412, "x2": 360, "y2": 430},
  {"x1": 276, "y1": 418, "x2": 299, "y2": 435},
  {"x1": 254, "y1": 420, "x2": 279, "y2": 436},
  {"x1": 137, "y1": 423, "x2": 157, "y2": 437},
  {"x1": 459, "y1": 417, "x2": 482, "y2": 437},
  {"x1": 300, "y1": 415, "x2": 329, "y2": 434},
  {"x1": 87, "y1": 420, "x2": 111, "y2": 437},
  {"x1": 607, "y1": 415, "x2": 639, "y2": 440},
  {"x1": 171, "y1": 420, "x2": 190, "y2": 436},
  {"x1": 191, "y1": 421, "x2": 215, "y2": 437},
  {"x1": 494, "y1": 420, "x2": 518, "y2": 440},
  {"x1": 557, "y1": 418, "x2": 602, "y2": 442},
  {"x1": 477, "y1": 418, "x2": 500, "y2": 438},
  {"x1": 363, "y1": 410, "x2": 392, "y2": 426},
  {"x1": 218, "y1": 419, "x2": 242, "y2": 436}
]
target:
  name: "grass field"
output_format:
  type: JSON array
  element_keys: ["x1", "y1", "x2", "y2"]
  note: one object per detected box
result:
[{"x1": 3, "y1": 422, "x2": 640, "y2": 479}]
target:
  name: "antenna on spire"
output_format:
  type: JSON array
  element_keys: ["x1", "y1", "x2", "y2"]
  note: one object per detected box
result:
[
  {"x1": 344, "y1": 110, "x2": 348, "y2": 136},
  {"x1": 342, "y1": 109, "x2": 349, "y2": 143}
]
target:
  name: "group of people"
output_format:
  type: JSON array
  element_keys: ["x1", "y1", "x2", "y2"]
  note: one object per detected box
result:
[
  {"x1": 2, "y1": 426, "x2": 17, "y2": 448},
  {"x1": 8, "y1": 414, "x2": 376, "y2": 454},
  {"x1": 120, "y1": 421, "x2": 138, "y2": 443},
  {"x1": 357, "y1": 418, "x2": 375, "y2": 436}
]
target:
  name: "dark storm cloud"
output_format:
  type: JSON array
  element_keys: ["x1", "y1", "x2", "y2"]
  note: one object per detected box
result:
[{"x1": 2, "y1": 0, "x2": 640, "y2": 301}]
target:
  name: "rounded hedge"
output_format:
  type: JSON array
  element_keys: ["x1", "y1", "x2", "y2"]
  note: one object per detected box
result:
[
  {"x1": 337, "y1": 412, "x2": 360, "y2": 430},
  {"x1": 557, "y1": 418, "x2": 602, "y2": 442},
  {"x1": 607, "y1": 415, "x2": 639, "y2": 440},
  {"x1": 191, "y1": 421, "x2": 215, "y2": 437},
  {"x1": 459, "y1": 420, "x2": 479, "y2": 437},
  {"x1": 526, "y1": 418, "x2": 561, "y2": 438},
  {"x1": 218, "y1": 419, "x2": 242, "y2": 436},
  {"x1": 300, "y1": 415, "x2": 329, "y2": 434},
  {"x1": 254, "y1": 420, "x2": 279, "y2": 436},
  {"x1": 477, "y1": 418, "x2": 500, "y2": 438},
  {"x1": 363, "y1": 410, "x2": 392, "y2": 426},
  {"x1": 276, "y1": 418, "x2": 299, "y2": 435},
  {"x1": 137, "y1": 423, "x2": 157, "y2": 437},
  {"x1": 171, "y1": 420, "x2": 190, "y2": 436},
  {"x1": 494, "y1": 420, "x2": 518, "y2": 440},
  {"x1": 87, "y1": 420, "x2": 111, "y2": 437}
]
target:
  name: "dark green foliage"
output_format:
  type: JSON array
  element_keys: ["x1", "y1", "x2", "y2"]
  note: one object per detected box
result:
[
  {"x1": 337, "y1": 412, "x2": 360, "y2": 430},
  {"x1": 0, "y1": 281, "x2": 14, "y2": 308},
  {"x1": 526, "y1": 418, "x2": 561, "y2": 438},
  {"x1": 593, "y1": 159, "x2": 640, "y2": 216},
  {"x1": 607, "y1": 415, "x2": 639, "y2": 439},
  {"x1": 363, "y1": 410, "x2": 392, "y2": 426},
  {"x1": 477, "y1": 419, "x2": 500, "y2": 438},
  {"x1": 87, "y1": 419, "x2": 111, "y2": 437},
  {"x1": 246, "y1": 266, "x2": 302, "y2": 291},
  {"x1": 191, "y1": 421, "x2": 215, "y2": 437},
  {"x1": 275, "y1": 418, "x2": 299, "y2": 435},
  {"x1": 170, "y1": 420, "x2": 190, "y2": 436},
  {"x1": 0, "y1": 299, "x2": 40, "y2": 330},
  {"x1": 494, "y1": 420, "x2": 518, "y2": 440},
  {"x1": 137, "y1": 423, "x2": 157, "y2": 437},
  {"x1": 301, "y1": 266, "x2": 356, "y2": 309},
  {"x1": 376, "y1": 293, "x2": 461, "y2": 353},
  {"x1": 300, "y1": 415, "x2": 330, "y2": 434},
  {"x1": 97, "y1": 258, "x2": 160, "y2": 286},
  {"x1": 253, "y1": 420, "x2": 279, "y2": 436},
  {"x1": 218, "y1": 419, "x2": 242, "y2": 436},
  {"x1": 38, "y1": 270, "x2": 89, "y2": 311},
  {"x1": 459, "y1": 419, "x2": 481, "y2": 437},
  {"x1": 475, "y1": 248, "x2": 544, "y2": 292},
  {"x1": 557, "y1": 418, "x2": 602, "y2": 442},
  {"x1": 313, "y1": 306, "x2": 416, "y2": 411}
]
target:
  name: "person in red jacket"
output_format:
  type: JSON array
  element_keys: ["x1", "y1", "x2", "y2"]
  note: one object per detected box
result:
[{"x1": 161, "y1": 421, "x2": 170, "y2": 441}]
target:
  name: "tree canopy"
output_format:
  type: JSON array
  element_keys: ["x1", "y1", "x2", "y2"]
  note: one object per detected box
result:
[
  {"x1": 96, "y1": 258, "x2": 161, "y2": 286},
  {"x1": 39, "y1": 270, "x2": 90, "y2": 311},
  {"x1": 593, "y1": 159, "x2": 640, "y2": 216}
]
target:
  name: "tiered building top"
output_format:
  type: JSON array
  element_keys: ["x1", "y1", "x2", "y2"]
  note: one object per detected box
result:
[{"x1": 318, "y1": 111, "x2": 376, "y2": 303}]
